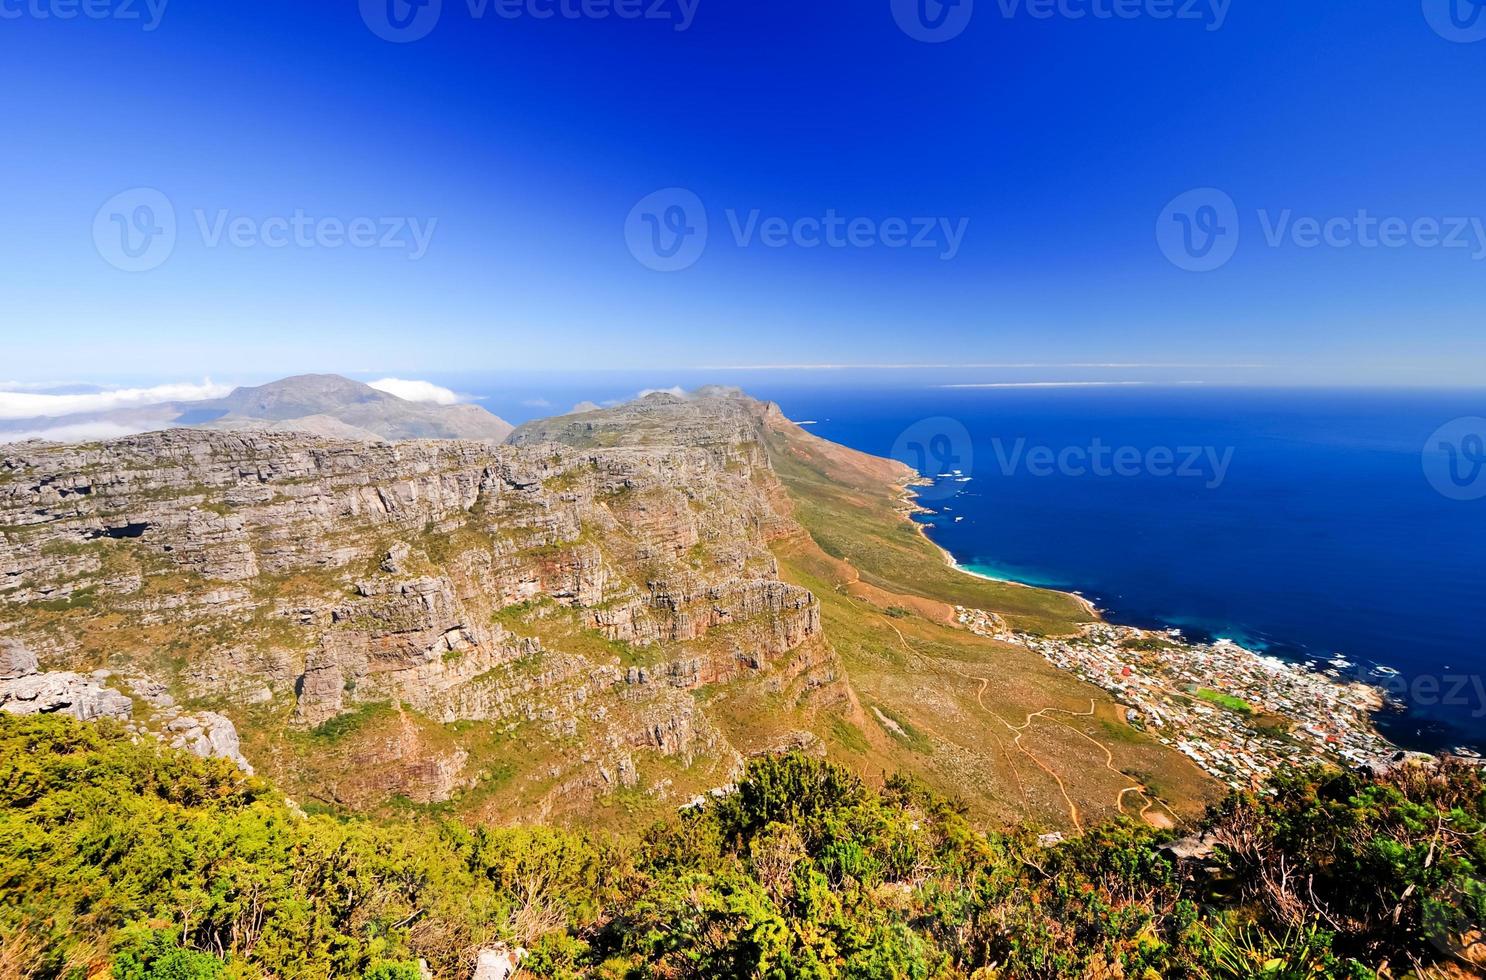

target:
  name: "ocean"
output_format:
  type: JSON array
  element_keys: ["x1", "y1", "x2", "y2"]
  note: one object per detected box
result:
[{"x1": 464, "y1": 375, "x2": 1486, "y2": 756}]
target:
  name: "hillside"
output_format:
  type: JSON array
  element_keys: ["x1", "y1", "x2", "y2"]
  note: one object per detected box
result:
[{"x1": 1, "y1": 387, "x2": 1213, "y2": 832}]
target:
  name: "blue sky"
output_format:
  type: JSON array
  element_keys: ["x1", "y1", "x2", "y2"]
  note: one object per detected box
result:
[{"x1": 2, "y1": 0, "x2": 1484, "y2": 385}]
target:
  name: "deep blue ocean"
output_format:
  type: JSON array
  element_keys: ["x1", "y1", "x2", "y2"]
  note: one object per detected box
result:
[{"x1": 459, "y1": 375, "x2": 1486, "y2": 755}]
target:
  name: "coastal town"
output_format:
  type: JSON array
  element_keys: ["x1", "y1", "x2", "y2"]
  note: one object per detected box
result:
[{"x1": 956, "y1": 607, "x2": 1408, "y2": 789}]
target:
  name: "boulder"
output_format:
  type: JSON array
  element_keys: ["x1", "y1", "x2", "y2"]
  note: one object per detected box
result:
[
  {"x1": 166, "y1": 711, "x2": 254, "y2": 774},
  {"x1": 472, "y1": 945, "x2": 527, "y2": 980},
  {"x1": 0, "y1": 639, "x2": 39, "y2": 681},
  {"x1": 0, "y1": 671, "x2": 132, "y2": 721}
]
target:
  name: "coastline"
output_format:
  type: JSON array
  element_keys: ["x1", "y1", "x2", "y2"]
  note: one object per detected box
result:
[
  {"x1": 894, "y1": 479, "x2": 1427, "y2": 782},
  {"x1": 898, "y1": 480, "x2": 1101, "y2": 622}
]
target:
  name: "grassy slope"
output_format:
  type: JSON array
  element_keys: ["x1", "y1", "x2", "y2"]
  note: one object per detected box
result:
[
  {"x1": 762, "y1": 413, "x2": 1092, "y2": 635},
  {"x1": 760, "y1": 412, "x2": 1220, "y2": 831}
]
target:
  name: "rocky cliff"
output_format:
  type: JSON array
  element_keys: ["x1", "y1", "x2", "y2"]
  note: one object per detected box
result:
[{"x1": 0, "y1": 392, "x2": 839, "y2": 820}]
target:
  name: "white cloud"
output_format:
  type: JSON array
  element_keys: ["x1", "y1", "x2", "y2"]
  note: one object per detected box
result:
[
  {"x1": 0, "y1": 380, "x2": 232, "y2": 421},
  {"x1": 940, "y1": 381, "x2": 1156, "y2": 389},
  {"x1": 366, "y1": 378, "x2": 462, "y2": 405},
  {"x1": 637, "y1": 386, "x2": 689, "y2": 400},
  {"x1": 0, "y1": 421, "x2": 153, "y2": 445}
]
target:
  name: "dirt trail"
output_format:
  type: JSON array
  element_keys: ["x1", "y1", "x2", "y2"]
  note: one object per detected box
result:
[
  {"x1": 877, "y1": 613, "x2": 1175, "y2": 832},
  {"x1": 877, "y1": 615, "x2": 1085, "y2": 829},
  {"x1": 1013, "y1": 700, "x2": 1176, "y2": 827}
]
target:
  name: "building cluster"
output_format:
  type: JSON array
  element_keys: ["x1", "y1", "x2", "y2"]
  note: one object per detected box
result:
[{"x1": 956, "y1": 607, "x2": 1401, "y2": 789}]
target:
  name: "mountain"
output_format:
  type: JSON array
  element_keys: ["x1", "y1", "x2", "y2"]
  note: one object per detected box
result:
[
  {"x1": 194, "y1": 374, "x2": 514, "y2": 441},
  {"x1": 0, "y1": 374, "x2": 514, "y2": 444},
  {"x1": 0, "y1": 388, "x2": 1215, "y2": 830}
]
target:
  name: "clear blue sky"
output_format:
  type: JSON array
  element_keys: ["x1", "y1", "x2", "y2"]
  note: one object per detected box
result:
[{"x1": 2, "y1": 0, "x2": 1484, "y2": 384}]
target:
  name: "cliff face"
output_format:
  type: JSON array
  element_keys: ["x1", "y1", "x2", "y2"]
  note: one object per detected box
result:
[{"x1": 0, "y1": 394, "x2": 838, "y2": 819}]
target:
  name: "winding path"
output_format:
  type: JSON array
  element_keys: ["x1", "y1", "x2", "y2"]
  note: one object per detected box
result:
[{"x1": 876, "y1": 611, "x2": 1175, "y2": 832}]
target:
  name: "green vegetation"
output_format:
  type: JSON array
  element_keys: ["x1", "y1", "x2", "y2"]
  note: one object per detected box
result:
[
  {"x1": 307, "y1": 700, "x2": 396, "y2": 741},
  {"x1": 4, "y1": 713, "x2": 1482, "y2": 979},
  {"x1": 29, "y1": 586, "x2": 100, "y2": 613},
  {"x1": 1121, "y1": 635, "x2": 1182, "y2": 654},
  {"x1": 1196, "y1": 689, "x2": 1255, "y2": 715}
]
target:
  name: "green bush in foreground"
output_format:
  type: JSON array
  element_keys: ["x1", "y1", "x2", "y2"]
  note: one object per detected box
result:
[{"x1": 0, "y1": 714, "x2": 1480, "y2": 979}]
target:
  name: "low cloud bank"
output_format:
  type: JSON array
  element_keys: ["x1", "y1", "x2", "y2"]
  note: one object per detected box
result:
[
  {"x1": 0, "y1": 421, "x2": 152, "y2": 445},
  {"x1": 366, "y1": 378, "x2": 462, "y2": 405},
  {"x1": 0, "y1": 381, "x2": 232, "y2": 421}
]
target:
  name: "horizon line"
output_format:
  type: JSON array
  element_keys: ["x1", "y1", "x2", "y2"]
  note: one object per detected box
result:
[{"x1": 693, "y1": 362, "x2": 1273, "y2": 371}]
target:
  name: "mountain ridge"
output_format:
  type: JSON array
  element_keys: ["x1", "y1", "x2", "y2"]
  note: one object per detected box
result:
[
  {"x1": 0, "y1": 374, "x2": 514, "y2": 444},
  {"x1": 0, "y1": 384, "x2": 1216, "y2": 830}
]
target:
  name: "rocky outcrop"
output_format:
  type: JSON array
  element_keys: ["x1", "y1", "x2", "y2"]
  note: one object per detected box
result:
[
  {"x1": 0, "y1": 668, "x2": 132, "y2": 722},
  {"x1": 0, "y1": 391, "x2": 840, "y2": 814},
  {"x1": 163, "y1": 711, "x2": 255, "y2": 774},
  {"x1": 1, "y1": 640, "x2": 38, "y2": 680},
  {"x1": 0, "y1": 643, "x2": 255, "y2": 772},
  {"x1": 0, "y1": 640, "x2": 131, "y2": 721}
]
